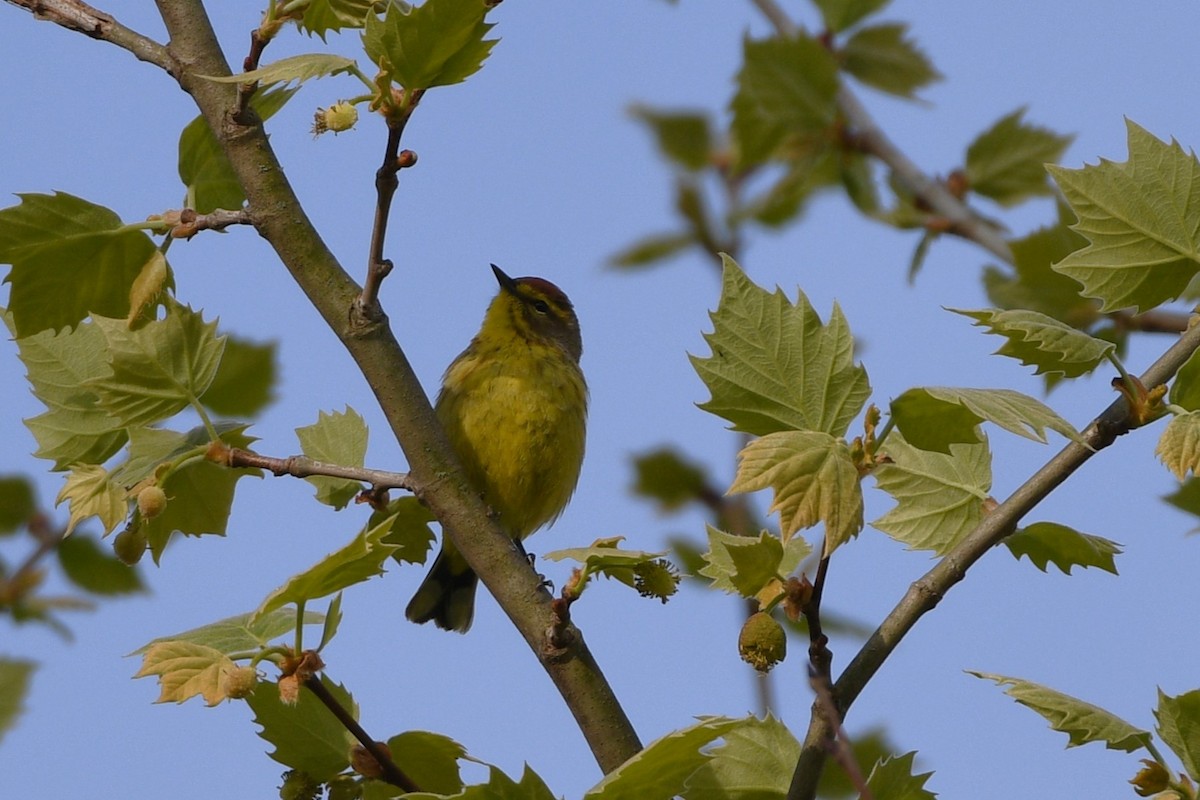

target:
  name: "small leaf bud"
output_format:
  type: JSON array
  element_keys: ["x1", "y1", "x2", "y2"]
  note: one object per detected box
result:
[
  {"x1": 1129, "y1": 759, "x2": 1171, "y2": 797},
  {"x1": 738, "y1": 611, "x2": 787, "y2": 673},
  {"x1": 349, "y1": 741, "x2": 391, "y2": 779}
]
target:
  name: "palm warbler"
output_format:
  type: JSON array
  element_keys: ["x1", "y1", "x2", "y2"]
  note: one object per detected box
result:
[{"x1": 405, "y1": 264, "x2": 587, "y2": 632}]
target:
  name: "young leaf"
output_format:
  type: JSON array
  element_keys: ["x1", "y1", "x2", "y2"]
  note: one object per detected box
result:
[
  {"x1": 698, "y1": 527, "x2": 812, "y2": 598},
  {"x1": 983, "y1": 213, "x2": 1096, "y2": 326},
  {"x1": 133, "y1": 641, "x2": 237, "y2": 706},
  {"x1": 729, "y1": 431, "x2": 863, "y2": 553},
  {"x1": 253, "y1": 514, "x2": 402, "y2": 622},
  {"x1": 0, "y1": 659, "x2": 35, "y2": 746},
  {"x1": 317, "y1": 593, "x2": 343, "y2": 653},
  {"x1": 692, "y1": 255, "x2": 870, "y2": 437},
  {"x1": 1049, "y1": 120, "x2": 1200, "y2": 312},
  {"x1": 1170, "y1": 347, "x2": 1200, "y2": 412},
  {"x1": 965, "y1": 109, "x2": 1073, "y2": 206},
  {"x1": 811, "y1": 0, "x2": 890, "y2": 32},
  {"x1": 630, "y1": 105, "x2": 713, "y2": 171},
  {"x1": 56, "y1": 533, "x2": 146, "y2": 595},
  {"x1": 246, "y1": 676, "x2": 356, "y2": 781},
  {"x1": 544, "y1": 537, "x2": 678, "y2": 600},
  {"x1": 951, "y1": 307, "x2": 1115, "y2": 377},
  {"x1": 730, "y1": 34, "x2": 839, "y2": 167},
  {"x1": 0, "y1": 475, "x2": 36, "y2": 534},
  {"x1": 361, "y1": 0, "x2": 498, "y2": 90},
  {"x1": 873, "y1": 431, "x2": 991, "y2": 554},
  {"x1": 968, "y1": 671, "x2": 1153, "y2": 752},
  {"x1": 1155, "y1": 689, "x2": 1200, "y2": 780},
  {"x1": 55, "y1": 464, "x2": 126, "y2": 536},
  {"x1": 0, "y1": 192, "x2": 157, "y2": 337},
  {"x1": 1003, "y1": 522, "x2": 1121, "y2": 575},
  {"x1": 300, "y1": 0, "x2": 374, "y2": 39},
  {"x1": 1157, "y1": 411, "x2": 1200, "y2": 480},
  {"x1": 199, "y1": 335, "x2": 277, "y2": 417},
  {"x1": 583, "y1": 716, "x2": 743, "y2": 800},
  {"x1": 862, "y1": 752, "x2": 936, "y2": 800},
  {"x1": 376, "y1": 498, "x2": 437, "y2": 566},
  {"x1": 132, "y1": 608, "x2": 326, "y2": 656},
  {"x1": 295, "y1": 407, "x2": 369, "y2": 509},
  {"x1": 385, "y1": 731, "x2": 468, "y2": 796},
  {"x1": 683, "y1": 715, "x2": 799, "y2": 798},
  {"x1": 840, "y1": 23, "x2": 941, "y2": 99},
  {"x1": 87, "y1": 308, "x2": 225, "y2": 428},
  {"x1": 890, "y1": 386, "x2": 1080, "y2": 454},
  {"x1": 630, "y1": 448, "x2": 711, "y2": 512},
  {"x1": 609, "y1": 231, "x2": 696, "y2": 270},
  {"x1": 202, "y1": 53, "x2": 358, "y2": 87},
  {"x1": 1164, "y1": 476, "x2": 1200, "y2": 521}
]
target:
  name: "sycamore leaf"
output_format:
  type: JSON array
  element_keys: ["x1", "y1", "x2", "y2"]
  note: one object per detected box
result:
[
  {"x1": 295, "y1": 407, "x2": 369, "y2": 509},
  {"x1": 253, "y1": 515, "x2": 401, "y2": 622},
  {"x1": 890, "y1": 386, "x2": 1080, "y2": 454},
  {"x1": 134, "y1": 641, "x2": 236, "y2": 706},
  {"x1": 1049, "y1": 120, "x2": 1200, "y2": 313},
  {"x1": 873, "y1": 431, "x2": 991, "y2": 554},
  {"x1": 1003, "y1": 522, "x2": 1121, "y2": 575},
  {"x1": 862, "y1": 752, "x2": 937, "y2": 800},
  {"x1": 630, "y1": 105, "x2": 712, "y2": 171},
  {"x1": 692, "y1": 255, "x2": 870, "y2": 437},
  {"x1": 965, "y1": 109, "x2": 1073, "y2": 206},
  {"x1": 737, "y1": 150, "x2": 840, "y2": 229},
  {"x1": 609, "y1": 231, "x2": 696, "y2": 270},
  {"x1": 376, "y1": 498, "x2": 437, "y2": 566},
  {"x1": 544, "y1": 537, "x2": 678, "y2": 600},
  {"x1": 0, "y1": 659, "x2": 35, "y2": 746},
  {"x1": 583, "y1": 716, "x2": 743, "y2": 800},
  {"x1": 1157, "y1": 411, "x2": 1200, "y2": 480},
  {"x1": 361, "y1": 0, "x2": 498, "y2": 90},
  {"x1": 969, "y1": 671, "x2": 1153, "y2": 752},
  {"x1": 56, "y1": 533, "x2": 146, "y2": 595},
  {"x1": 202, "y1": 53, "x2": 358, "y2": 87},
  {"x1": 385, "y1": 731, "x2": 468, "y2": 796},
  {"x1": 247, "y1": 676, "x2": 356, "y2": 781},
  {"x1": 132, "y1": 608, "x2": 326, "y2": 657},
  {"x1": 840, "y1": 23, "x2": 941, "y2": 99},
  {"x1": 698, "y1": 527, "x2": 812, "y2": 598},
  {"x1": 199, "y1": 335, "x2": 277, "y2": 417},
  {"x1": 126, "y1": 250, "x2": 173, "y2": 328},
  {"x1": 630, "y1": 448, "x2": 711, "y2": 512},
  {"x1": 56, "y1": 464, "x2": 126, "y2": 536},
  {"x1": 0, "y1": 192, "x2": 157, "y2": 337},
  {"x1": 88, "y1": 308, "x2": 225, "y2": 428},
  {"x1": 300, "y1": 0, "x2": 374, "y2": 39},
  {"x1": 1165, "y1": 476, "x2": 1200, "y2": 523},
  {"x1": 811, "y1": 0, "x2": 890, "y2": 32},
  {"x1": 730, "y1": 34, "x2": 838, "y2": 167},
  {"x1": 983, "y1": 212, "x2": 1097, "y2": 327},
  {"x1": 730, "y1": 431, "x2": 863, "y2": 553},
  {"x1": 1155, "y1": 689, "x2": 1200, "y2": 779},
  {"x1": 683, "y1": 715, "x2": 798, "y2": 799},
  {"x1": 1171, "y1": 347, "x2": 1200, "y2": 412},
  {"x1": 426, "y1": 765, "x2": 556, "y2": 800},
  {"x1": 0, "y1": 475, "x2": 37, "y2": 534},
  {"x1": 951, "y1": 308, "x2": 1115, "y2": 377}
]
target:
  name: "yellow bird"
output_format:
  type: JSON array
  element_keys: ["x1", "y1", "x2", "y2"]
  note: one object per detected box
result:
[{"x1": 406, "y1": 264, "x2": 587, "y2": 632}]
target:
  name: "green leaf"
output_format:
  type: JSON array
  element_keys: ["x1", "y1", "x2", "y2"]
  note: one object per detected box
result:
[
  {"x1": 873, "y1": 431, "x2": 991, "y2": 554},
  {"x1": 609, "y1": 231, "x2": 696, "y2": 270},
  {"x1": 0, "y1": 475, "x2": 37, "y2": 534},
  {"x1": 1157, "y1": 411, "x2": 1200, "y2": 480},
  {"x1": 87, "y1": 308, "x2": 225, "y2": 428},
  {"x1": 0, "y1": 659, "x2": 35, "y2": 746},
  {"x1": 683, "y1": 715, "x2": 798, "y2": 798},
  {"x1": 12, "y1": 318, "x2": 127, "y2": 469},
  {"x1": 544, "y1": 536, "x2": 678, "y2": 600},
  {"x1": 1165, "y1": 476, "x2": 1200, "y2": 520},
  {"x1": 318, "y1": 593, "x2": 343, "y2": 653},
  {"x1": 56, "y1": 533, "x2": 146, "y2": 595},
  {"x1": 253, "y1": 514, "x2": 402, "y2": 622},
  {"x1": 132, "y1": 608, "x2": 326, "y2": 656},
  {"x1": 969, "y1": 671, "x2": 1153, "y2": 752},
  {"x1": 816, "y1": 728, "x2": 895, "y2": 799},
  {"x1": 200, "y1": 335, "x2": 277, "y2": 417},
  {"x1": 583, "y1": 716, "x2": 743, "y2": 800},
  {"x1": 1049, "y1": 120, "x2": 1200, "y2": 312},
  {"x1": 698, "y1": 527, "x2": 812, "y2": 598},
  {"x1": 0, "y1": 192, "x2": 158, "y2": 337},
  {"x1": 862, "y1": 752, "x2": 936, "y2": 800},
  {"x1": 55, "y1": 464, "x2": 126, "y2": 536},
  {"x1": 630, "y1": 448, "x2": 710, "y2": 512},
  {"x1": 385, "y1": 731, "x2": 468, "y2": 795},
  {"x1": 950, "y1": 307, "x2": 1115, "y2": 377},
  {"x1": 729, "y1": 431, "x2": 863, "y2": 553},
  {"x1": 890, "y1": 386, "x2": 1080, "y2": 454},
  {"x1": 1171, "y1": 346, "x2": 1200, "y2": 412},
  {"x1": 840, "y1": 23, "x2": 940, "y2": 99},
  {"x1": 1155, "y1": 689, "x2": 1200, "y2": 779},
  {"x1": 300, "y1": 0, "x2": 375, "y2": 39},
  {"x1": 692, "y1": 254, "x2": 870, "y2": 437},
  {"x1": 295, "y1": 407, "x2": 369, "y2": 509},
  {"x1": 811, "y1": 0, "x2": 890, "y2": 33},
  {"x1": 730, "y1": 34, "x2": 839, "y2": 167},
  {"x1": 376, "y1": 497, "x2": 437, "y2": 566},
  {"x1": 203, "y1": 53, "x2": 358, "y2": 87},
  {"x1": 630, "y1": 105, "x2": 712, "y2": 171},
  {"x1": 133, "y1": 640, "x2": 236, "y2": 706},
  {"x1": 178, "y1": 86, "x2": 297, "y2": 214},
  {"x1": 983, "y1": 213, "x2": 1096, "y2": 327},
  {"x1": 1003, "y1": 522, "x2": 1121, "y2": 575},
  {"x1": 965, "y1": 109, "x2": 1073, "y2": 206},
  {"x1": 736, "y1": 149, "x2": 839, "y2": 229},
  {"x1": 247, "y1": 676, "x2": 356, "y2": 781},
  {"x1": 362, "y1": 0, "x2": 498, "y2": 90}
]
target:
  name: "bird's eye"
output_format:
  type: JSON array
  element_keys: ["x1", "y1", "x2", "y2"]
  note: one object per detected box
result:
[{"x1": 532, "y1": 299, "x2": 551, "y2": 315}]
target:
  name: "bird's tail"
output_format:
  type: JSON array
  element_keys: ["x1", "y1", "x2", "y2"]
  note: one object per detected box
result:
[{"x1": 405, "y1": 547, "x2": 479, "y2": 633}]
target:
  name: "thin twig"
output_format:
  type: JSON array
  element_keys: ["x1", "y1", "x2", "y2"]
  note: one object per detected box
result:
[
  {"x1": 803, "y1": 555, "x2": 832, "y2": 681},
  {"x1": 808, "y1": 665, "x2": 873, "y2": 800},
  {"x1": 153, "y1": 207, "x2": 254, "y2": 239},
  {"x1": 6, "y1": 0, "x2": 175, "y2": 73},
  {"x1": 220, "y1": 446, "x2": 418, "y2": 493}
]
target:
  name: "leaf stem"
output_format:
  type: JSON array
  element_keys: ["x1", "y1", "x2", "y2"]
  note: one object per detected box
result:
[{"x1": 293, "y1": 599, "x2": 306, "y2": 655}]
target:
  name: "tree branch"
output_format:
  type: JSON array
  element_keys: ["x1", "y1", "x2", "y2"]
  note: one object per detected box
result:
[
  {"x1": 5, "y1": 0, "x2": 174, "y2": 73},
  {"x1": 150, "y1": 0, "x2": 641, "y2": 774},
  {"x1": 217, "y1": 446, "x2": 418, "y2": 494}
]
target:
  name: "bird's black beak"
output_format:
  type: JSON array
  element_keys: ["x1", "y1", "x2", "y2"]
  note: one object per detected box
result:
[{"x1": 491, "y1": 263, "x2": 518, "y2": 294}]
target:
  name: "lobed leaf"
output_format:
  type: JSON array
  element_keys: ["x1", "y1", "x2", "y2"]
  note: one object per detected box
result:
[
  {"x1": 385, "y1": 731, "x2": 469, "y2": 796},
  {"x1": 202, "y1": 53, "x2": 358, "y2": 87},
  {"x1": 295, "y1": 406, "x2": 369, "y2": 509},
  {"x1": 840, "y1": 23, "x2": 941, "y2": 99},
  {"x1": 609, "y1": 231, "x2": 696, "y2": 270},
  {"x1": 965, "y1": 108, "x2": 1073, "y2": 206},
  {"x1": 969, "y1": 671, "x2": 1153, "y2": 752},
  {"x1": 1157, "y1": 411, "x2": 1200, "y2": 480},
  {"x1": 1164, "y1": 476, "x2": 1200, "y2": 522},
  {"x1": 811, "y1": 0, "x2": 890, "y2": 33},
  {"x1": 56, "y1": 533, "x2": 146, "y2": 595},
  {"x1": 1003, "y1": 522, "x2": 1121, "y2": 575},
  {"x1": 1049, "y1": 120, "x2": 1200, "y2": 312},
  {"x1": 544, "y1": 536, "x2": 677, "y2": 600},
  {"x1": 132, "y1": 608, "x2": 326, "y2": 657},
  {"x1": 983, "y1": 212, "x2": 1096, "y2": 327},
  {"x1": 951, "y1": 307, "x2": 1115, "y2": 378},
  {"x1": 692, "y1": 255, "x2": 870, "y2": 437},
  {"x1": 1170, "y1": 347, "x2": 1200, "y2": 412},
  {"x1": 0, "y1": 475, "x2": 37, "y2": 534},
  {"x1": 630, "y1": 105, "x2": 713, "y2": 171},
  {"x1": 377, "y1": 498, "x2": 437, "y2": 566},
  {"x1": 55, "y1": 464, "x2": 126, "y2": 536},
  {"x1": 300, "y1": 0, "x2": 375, "y2": 39},
  {"x1": 362, "y1": 0, "x2": 498, "y2": 90},
  {"x1": 1155, "y1": 689, "x2": 1200, "y2": 780},
  {"x1": 862, "y1": 752, "x2": 937, "y2": 800},
  {"x1": 199, "y1": 335, "x2": 277, "y2": 417},
  {"x1": 133, "y1": 640, "x2": 236, "y2": 706},
  {"x1": 0, "y1": 659, "x2": 36, "y2": 746},
  {"x1": 630, "y1": 448, "x2": 711, "y2": 512},
  {"x1": 890, "y1": 386, "x2": 1080, "y2": 454},
  {"x1": 682, "y1": 715, "x2": 798, "y2": 798},
  {"x1": 698, "y1": 527, "x2": 812, "y2": 598},
  {"x1": 247, "y1": 676, "x2": 356, "y2": 781}
]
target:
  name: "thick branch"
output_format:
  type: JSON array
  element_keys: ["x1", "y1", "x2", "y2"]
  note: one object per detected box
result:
[
  {"x1": 6, "y1": 0, "x2": 174, "y2": 73},
  {"x1": 150, "y1": 0, "x2": 640, "y2": 773}
]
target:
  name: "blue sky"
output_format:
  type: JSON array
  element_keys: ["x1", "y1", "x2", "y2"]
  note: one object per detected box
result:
[{"x1": 3, "y1": 2, "x2": 1200, "y2": 798}]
